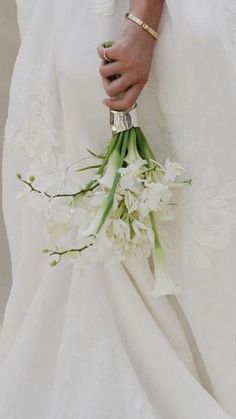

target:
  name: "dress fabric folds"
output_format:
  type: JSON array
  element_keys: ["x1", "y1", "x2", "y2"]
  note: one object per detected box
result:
[{"x1": 1, "y1": 0, "x2": 236, "y2": 418}]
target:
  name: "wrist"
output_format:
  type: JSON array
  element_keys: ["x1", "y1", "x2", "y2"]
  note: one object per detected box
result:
[{"x1": 129, "y1": 0, "x2": 164, "y2": 29}]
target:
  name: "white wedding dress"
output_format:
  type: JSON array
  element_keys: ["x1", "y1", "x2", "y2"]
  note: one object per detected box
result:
[{"x1": 1, "y1": 0, "x2": 236, "y2": 418}]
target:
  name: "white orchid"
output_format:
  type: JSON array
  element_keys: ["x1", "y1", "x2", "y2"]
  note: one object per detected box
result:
[
  {"x1": 137, "y1": 182, "x2": 168, "y2": 218},
  {"x1": 123, "y1": 189, "x2": 138, "y2": 212},
  {"x1": 131, "y1": 219, "x2": 149, "y2": 237},
  {"x1": 118, "y1": 159, "x2": 146, "y2": 190},
  {"x1": 162, "y1": 158, "x2": 185, "y2": 184},
  {"x1": 112, "y1": 218, "x2": 131, "y2": 242}
]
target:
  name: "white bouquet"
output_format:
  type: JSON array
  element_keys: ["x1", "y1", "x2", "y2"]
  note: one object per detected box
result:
[{"x1": 16, "y1": 44, "x2": 190, "y2": 297}]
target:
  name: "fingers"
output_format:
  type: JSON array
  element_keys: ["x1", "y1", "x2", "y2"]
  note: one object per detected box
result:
[
  {"x1": 99, "y1": 60, "x2": 123, "y2": 79},
  {"x1": 103, "y1": 84, "x2": 141, "y2": 111},
  {"x1": 97, "y1": 41, "x2": 143, "y2": 110},
  {"x1": 102, "y1": 75, "x2": 133, "y2": 98},
  {"x1": 97, "y1": 43, "x2": 118, "y2": 62}
]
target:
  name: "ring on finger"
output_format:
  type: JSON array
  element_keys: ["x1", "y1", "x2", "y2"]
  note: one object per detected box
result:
[{"x1": 103, "y1": 49, "x2": 112, "y2": 63}]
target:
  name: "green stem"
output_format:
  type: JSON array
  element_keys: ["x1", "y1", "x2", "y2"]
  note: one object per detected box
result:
[
  {"x1": 136, "y1": 128, "x2": 156, "y2": 160},
  {"x1": 95, "y1": 130, "x2": 129, "y2": 234},
  {"x1": 86, "y1": 148, "x2": 105, "y2": 159},
  {"x1": 149, "y1": 211, "x2": 161, "y2": 249},
  {"x1": 76, "y1": 164, "x2": 101, "y2": 172},
  {"x1": 17, "y1": 134, "x2": 120, "y2": 202},
  {"x1": 18, "y1": 178, "x2": 51, "y2": 197},
  {"x1": 46, "y1": 244, "x2": 94, "y2": 265},
  {"x1": 135, "y1": 128, "x2": 156, "y2": 171}
]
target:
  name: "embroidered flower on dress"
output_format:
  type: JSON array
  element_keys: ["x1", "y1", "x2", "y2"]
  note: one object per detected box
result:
[
  {"x1": 181, "y1": 164, "x2": 236, "y2": 268},
  {"x1": 90, "y1": 0, "x2": 116, "y2": 16},
  {"x1": 226, "y1": 1, "x2": 236, "y2": 44}
]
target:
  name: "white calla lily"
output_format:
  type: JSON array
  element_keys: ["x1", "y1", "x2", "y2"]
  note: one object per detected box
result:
[
  {"x1": 149, "y1": 212, "x2": 181, "y2": 297},
  {"x1": 118, "y1": 159, "x2": 146, "y2": 190},
  {"x1": 124, "y1": 129, "x2": 143, "y2": 164},
  {"x1": 139, "y1": 182, "x2": 168, "y2": 217},
  {"x1": 98, "y1": 147, "x2": 121, "y2": 189},
  {"x1": 152, "y1": 245, "x2": 181, "y2": 297}
]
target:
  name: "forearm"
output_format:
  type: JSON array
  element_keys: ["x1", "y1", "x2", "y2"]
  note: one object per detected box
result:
[{"x1": 128, "y1": 0, "x2": 164, "y2": 29}]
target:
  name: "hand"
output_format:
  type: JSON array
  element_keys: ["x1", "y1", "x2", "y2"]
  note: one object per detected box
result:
[{"x1": 97, "y1": 18, "x2": 156, "y2": 111}]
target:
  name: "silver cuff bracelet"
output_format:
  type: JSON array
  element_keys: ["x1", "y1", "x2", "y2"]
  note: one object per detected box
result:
[{"x1": 110, "y1": 103, "x2": 139, "y2": 134}]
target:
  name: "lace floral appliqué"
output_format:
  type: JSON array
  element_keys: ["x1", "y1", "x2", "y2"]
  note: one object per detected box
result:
[
  {"x1": 181, "y1": 164, "x2": 236, "y2": 268},
  {"x1": 90, "y1": 0, "x2": 116, "y2": 16},
  {"x1": 226, "y1": 1, "x2": 236, "y2": 44}
]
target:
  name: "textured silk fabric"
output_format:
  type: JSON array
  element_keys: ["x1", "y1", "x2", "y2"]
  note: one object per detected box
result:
[{"x1": 0, "y1": 0, "x2": 236, "y2": 418}]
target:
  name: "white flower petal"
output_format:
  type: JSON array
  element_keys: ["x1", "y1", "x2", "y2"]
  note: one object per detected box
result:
[{"x1": 163, "y1": 158, "x2": 185, "y2": 183}]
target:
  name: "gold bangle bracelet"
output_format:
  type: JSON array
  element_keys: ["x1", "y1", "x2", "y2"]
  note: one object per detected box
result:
[{"x1": 125, "y1": 12, "x2": 159, "y2": 40}]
